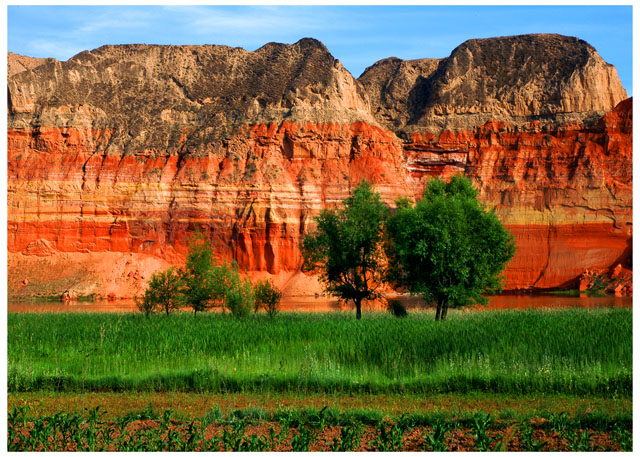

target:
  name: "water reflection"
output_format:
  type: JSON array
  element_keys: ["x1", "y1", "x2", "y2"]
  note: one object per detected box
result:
[{"x1": 8, "y1": 294, "x2": 632, "y2": 313}]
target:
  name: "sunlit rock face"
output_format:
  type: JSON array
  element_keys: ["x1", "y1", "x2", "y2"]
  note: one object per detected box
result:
[
  {"x1": 403, "y1": 98, "x2": 632, "y2": 290},
  {"x1": 7, "y1": 34, "x2": 631, "y2": 297}
]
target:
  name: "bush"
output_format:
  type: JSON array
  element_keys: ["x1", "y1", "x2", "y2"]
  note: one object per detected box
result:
[
  {"x1": 214, "y1": 261, "x2": 254, "y2": 318},
  {"x1": 254, "y1": 280, "x2": 282, "y2": 317},
  {"x1": 224, "y1": 275, "x2": 255, "y2": 318},
  {"x1": 135, "y1": 294, "x2": 156, "y2": 318},
  {"x1": 387, "y1": 299, "x2": 407, "y2": 318}
]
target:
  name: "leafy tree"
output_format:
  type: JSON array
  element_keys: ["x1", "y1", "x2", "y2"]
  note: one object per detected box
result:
[
  {"x1": 386, "y1": 175, "x2": 515, "y2": 321},
  {"x1": 135, "y1": 267, "x2": 183, "y2": 316},
  {"x1": 209, "y1": 261, "x2": 236, "y2": 308},
  {"x1": 180, "y1": 232, "x2": 218, "y2": 316},
  {"x1": 223, "y1": 272, "x2": 255, "y2": 318},
  {"x1": 254, "y1": 279, "x2": 282, "y2": 318},
  {"x1": 210, "y1": 259, "x2": 255, "y2": 318},
  {"x1": 301, "y1": 180, "x2": 389, "y2": 319}
]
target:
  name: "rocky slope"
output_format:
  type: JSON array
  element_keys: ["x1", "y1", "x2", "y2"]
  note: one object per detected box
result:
[
  {"x1": 7, "y1": 34, "x2": 632, "y2": 298},
  {"x1": 360, "y1": 34, "x2": 627, "y2": 135},
  {"x1": 8, "y1": 52, "x2": 55, "y2": 77}
]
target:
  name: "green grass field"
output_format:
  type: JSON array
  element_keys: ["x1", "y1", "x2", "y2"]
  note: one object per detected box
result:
[{"x1": 8, "y1": 308, "x2": 631, "y2": 395}]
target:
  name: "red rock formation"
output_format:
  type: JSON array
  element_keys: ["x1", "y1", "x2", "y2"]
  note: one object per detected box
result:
[
  {"x1": 7, "y1": 36, "x2": 632, "y2": 298},
  {"x1": 8, "y1": 121, "x2": 412, "y2": 297},
  {"x1": 8, "y1": 100, "x2": 632, "y2": 295},
  {"x1": 404, "y1": 98, "x2": 632, "y2": 290}
]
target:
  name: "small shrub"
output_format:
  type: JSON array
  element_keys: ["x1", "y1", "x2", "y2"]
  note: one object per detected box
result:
[
  {"x1": 387, "y1": 299, "x2": 408, "y2": 317},
  {"x1": 224, "y1": 275, "x2": 255, "y2": 318},
  {"x1": 254, "y1": 279, "x2": 282, "y2": 317},
  {"x1": 135, "y1": 293, "x2": 156, "y2": 318},
  {"x1": 202, "y1": 406, "x2": 223, "y2": 426},
  {"x1": 586, "y1": 273, "x2": 609, "y2": 297},
  {"x1": 244, "y1": 161, "x2": 258, "y2": 180}
]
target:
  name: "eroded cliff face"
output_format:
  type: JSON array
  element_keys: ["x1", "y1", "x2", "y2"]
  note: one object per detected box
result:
[
  {"x1": 404, "y1": 97, "x2": 632, "y2": 289},
  {"x1": 7, "y1": 34, "x2": 632, "y2": 298},
  {"x1": 8, "y1": 120, "x2": 410, "y2": 297}
]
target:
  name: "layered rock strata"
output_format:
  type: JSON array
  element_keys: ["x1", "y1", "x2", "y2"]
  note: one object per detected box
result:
[
  {"x1": 404, "y1": 98, "x2": 632, "y2": 289},
  {"x1": 7, "y1": 34, "x2": 632, "y2": 297}
]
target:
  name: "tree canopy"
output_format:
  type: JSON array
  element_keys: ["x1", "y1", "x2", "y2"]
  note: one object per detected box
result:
[
  {"x1": 135, "y1": 267, "x2": 183, "y2": 316},
  {"x1": 180, "y1": 232, "x2": 222, "y2": 315},
  {"x1": 386, "y1": 175, "x2": 515, "y2": 320},
  {"x1": 301, "y1": 180, "x2": 389, "y2": 319}
]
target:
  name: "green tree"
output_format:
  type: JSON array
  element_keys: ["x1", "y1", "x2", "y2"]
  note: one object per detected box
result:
[
  {"x1": 301, "y1": 180, "x2": 389, "y2": 319},
  {"x1": 210, "y1": 259, "x2": 255, "y2": 318},
  {"x1": 135, "y1": 267, "x2": 183, "y2": 316},
  {"x1": 386, "y1": 175, "x2": 515, "y2": 321},
  {"x1": 223, "y1": 271, "x2": 255, "y2": 318},
  {"x1": 254, "y1": 279, "x2": 282, "y2": 318},
  {"x1": 181, "y1": 232, "x2": 218, "y2": 316}
]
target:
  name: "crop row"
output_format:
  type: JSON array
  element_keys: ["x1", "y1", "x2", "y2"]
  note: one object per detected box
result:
[{"x1": 8, "y1": 405, "x2": 632, "y2": 452}]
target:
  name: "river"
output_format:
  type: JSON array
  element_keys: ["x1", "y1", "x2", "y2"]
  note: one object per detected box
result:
[{"x1": 7, "y1": 294, "x2": 632, "y2": 313}]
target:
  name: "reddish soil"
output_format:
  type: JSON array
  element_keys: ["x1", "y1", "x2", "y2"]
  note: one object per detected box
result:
[{"x1": 9, "y1": 391, "x2": 631, "y2": 420}]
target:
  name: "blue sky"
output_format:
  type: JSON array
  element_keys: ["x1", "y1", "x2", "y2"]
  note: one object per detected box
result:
[{"x1": 8, "y1": 5, "x2": 633, "y2": 95}]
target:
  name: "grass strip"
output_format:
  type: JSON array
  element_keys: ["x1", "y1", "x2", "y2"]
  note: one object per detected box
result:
[{"x1": 9, "y1": 308, "x2": 632, "y2": 395}]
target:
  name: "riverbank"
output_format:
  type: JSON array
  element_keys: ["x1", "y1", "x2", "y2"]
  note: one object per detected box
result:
[{"x1": 8, "y1": 293, "x2": 633, "y2": 313}]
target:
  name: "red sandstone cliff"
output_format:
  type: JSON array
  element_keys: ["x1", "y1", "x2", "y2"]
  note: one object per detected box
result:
[{"x1": 7, "y1": 35, "x2": 632, "y2": 298}]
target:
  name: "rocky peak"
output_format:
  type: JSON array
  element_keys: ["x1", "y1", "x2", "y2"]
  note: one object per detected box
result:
[
  {"x1": 8, "y1": 52, "x2": 56, "y2": 77},
  {"x1": 358, "y1": 57, "x2": 442, "y2": 133},
  {"x1": 359, "y1": 33, "x2": 627, "y2": 135},
  {"x1": 8, "y1": 34, "x2": 628, "y2": 145},
  {"x1": 8, "y1": 38, "x2": 374, "y2": 152}
]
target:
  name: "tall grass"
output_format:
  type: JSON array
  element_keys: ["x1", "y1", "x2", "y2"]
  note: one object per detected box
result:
[{"x1": 8, "y1": 308, "x2": 631, "y2": 395}]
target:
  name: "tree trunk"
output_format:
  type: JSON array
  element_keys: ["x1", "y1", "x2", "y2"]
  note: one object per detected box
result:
[
  {"x1": 435, "y1": 301, "x2": 442, "y2": 321},
  {"x1": 355, "y1": 298, "x2": 362, "y2": 320},
  {"x1": 441, "y1": 302, "x2": 448, "y2": 321},
  {"x1": 166, "y1": 306, "x2": 169, "y2": 316}
]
